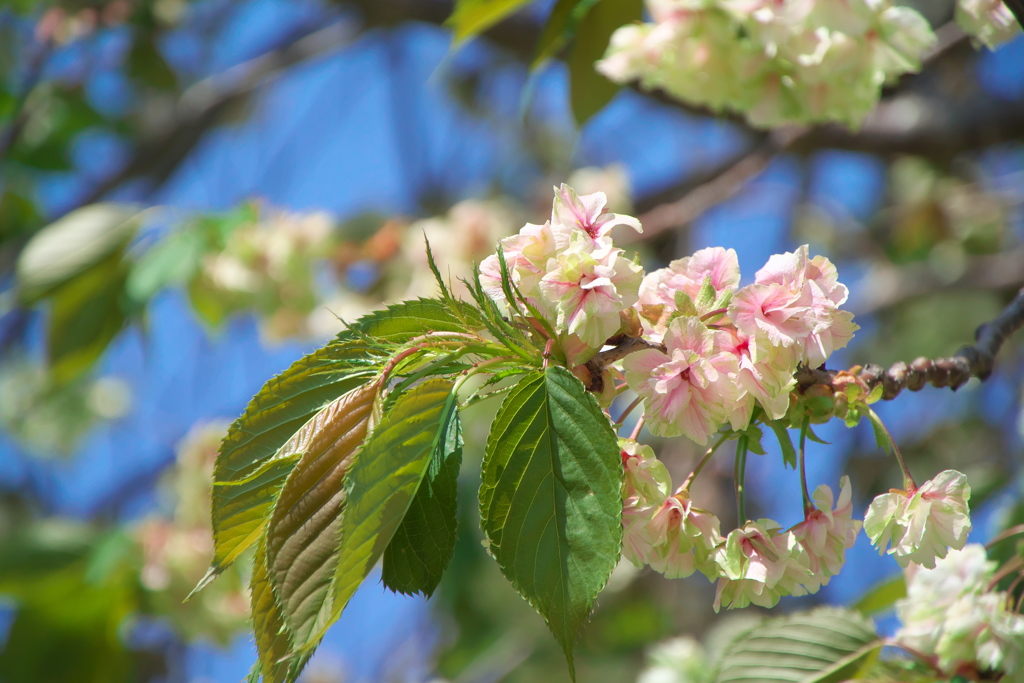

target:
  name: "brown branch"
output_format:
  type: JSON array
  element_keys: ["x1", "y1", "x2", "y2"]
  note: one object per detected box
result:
[
  {"x1": 797, "y1": 285, "x2": 1024, "y2": 399},
  {"x1": 628, "y1": 126, "x2": 807, "y2": 241}
]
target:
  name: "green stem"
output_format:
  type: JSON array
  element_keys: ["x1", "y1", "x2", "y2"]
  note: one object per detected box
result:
[
  {"x1": 681, "y1": 432, "x2": 729, "y2": 492},
  {"x1": 735, "y1": 435, "x2": 748, "y2": 523},
  {"x1": 868, "y1": 408, "x2": 917, "y2": 492},
  {"x1": 798, "y1": 415, "x2": 813, "y2": 516}
]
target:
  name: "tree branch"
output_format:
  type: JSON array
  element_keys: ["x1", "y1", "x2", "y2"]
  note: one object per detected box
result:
[{"x1": 797, "y1": 286, "x2": 1024, "y2": 399}]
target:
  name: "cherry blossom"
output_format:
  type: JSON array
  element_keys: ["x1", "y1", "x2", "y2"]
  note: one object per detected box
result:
[
  {"x1": 789, "y1": 476, "x2": 861, "y2": 580},
  {"x1": 864, "y1": 469, "x2": 972, "y2": 568},
  {"x1": 623, "y1": 316, "x2": 741, "y2": 443}
]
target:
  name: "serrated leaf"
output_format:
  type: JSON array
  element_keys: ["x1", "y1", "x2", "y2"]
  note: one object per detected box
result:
[
  {"x1": 283, "y1": 379, "x2": 457, "y2": 655},
  {"x1": 382, "y1": 391, "x2": 462, "y2": 597},
  {"x1": 713, "y1": 607, "x2": 880, "y2": 683},
  {"x1": 766, "y1": 420, "x2": 797, "y2": 469},
  {"x1": 532, "y1": 0, "x2": 601, "y2": 67},
  {"x1": 264, "y1": 382, "x2": 378, "y2": 646},
  {"x1": 207, "y1": 298, "x2": 481, "y2": 579},
  {"x1": 479, "y1": 366, "x2": 622, "y2": 679},
  {"x1": 250, "y1": 539, "x2": 296, "y2": 683},
  {"x1": 854, "y1": 574, "x2": 906, "y2": 616},
  {"x1": 447, "y1": 0, "x2": 533, "y2": 43},
  {"x1": 673, "y1": 290, "x2": 699, "y2": 318},
  {"x1": 207, "y1": 346, "x2": 379, "y2": 580},
  {"x1": 567, "y1": 0, "x2": 642, "y2": 125}
]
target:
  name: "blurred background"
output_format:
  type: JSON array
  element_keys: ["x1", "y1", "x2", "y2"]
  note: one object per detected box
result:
[{"x1": 0, "y1": 0, "x2": 1023, "y2": 681}]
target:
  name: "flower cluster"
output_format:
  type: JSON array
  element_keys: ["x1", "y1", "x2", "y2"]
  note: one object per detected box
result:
[
  {"x1": 864, "y1": 469, "x2": 972, "y2": 568},
  {"x1": 894, "y1": 544, "x2": 1024, "y2": 675},
  {"x1": 195, "y1": 207, "x2": 335, "y2": 341},
  {"x1": 480, "y1": 184, "x2": 644, "y2": 356},
  {"x1": 596, "y1": 0, "x2": 936, "y2": 128},
  {"x1": 621, "y1": 440, "x2": 860, "y2": 611},
  {"x1": 627, "y1": 244, "x2": 856, "y2": 444}
]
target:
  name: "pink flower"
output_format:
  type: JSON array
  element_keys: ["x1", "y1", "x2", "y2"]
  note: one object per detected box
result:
[
  {"x1": 550, "y1": 183, "x2": 642, "y2": 250},
  {"x1": 730, "y1": 246, "x2": 857, "y2": 366},
  {"x1": 647, "y1": 490, "x2": 723, "y2": 580},
  {"x1": 539, "y1": 232, "x2": 643, "y2": 349},
  {"x1": 620, "y1": 440, "x2": 671, "y2": 567},
  {"x1": 790, "y1": 476, "x2": 861, "y2": 581},
  {"x1": 864, "y1": 470, "x2": 972, "y2": 569},
  {"x1": 718, "y1": 328, "x2": 799, "y2": 423},
  {"x1": 730, "y1": 282, "x2": 813, "y2": 349},
  {"x1": 713, "y1": 519, "x2": 814, "y2": 611},
  {"x1": 623, "y1": 317, "x2": 741, "y2": 444},
  {"x1": 637, "y1": 247, "x2": 740, "y2": 339},
  {"x1": 479, "y1": 221, "x2": 555, "y2": 305}
]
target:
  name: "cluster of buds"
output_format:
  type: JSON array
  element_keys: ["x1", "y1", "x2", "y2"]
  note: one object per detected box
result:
[
  {"x1": 621, "y1": 440, "x2": 861, "y2": 611},
  {"x1": 596, "y1": 0, "x2": 936, "y2": 127},
  {"x1": 895, "y1": 544, "x2": 1024, "y2": 675}
]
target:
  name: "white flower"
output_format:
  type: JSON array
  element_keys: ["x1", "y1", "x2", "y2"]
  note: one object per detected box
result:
[{"x1": 864, "y1": 469, "x2": 972, "y2": 569}]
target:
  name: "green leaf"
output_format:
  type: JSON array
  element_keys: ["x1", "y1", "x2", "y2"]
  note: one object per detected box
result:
[
  {"x1": 382, "y1": 391, "x2": 462, "y2": 597},
  {"x1": 206, "y1": 347, "x2": 379, "y2": 580},
  {"x1": 853, "y1": 574, "x2": 906, "y2": 616},
  {"x1": 766, "y1": 420, "x2": 797, "y2": 470},
  {"x1": 447, "y1": 0, "x2": 534, "y2": 43},
  {"x1": 126, "y1": 227, "x2": 207, "y2": 303},
  {"x1": 315, "y1": 379, "x2": 458, "y2": 650},
  {"x1": 567, "y1": 0, "x2": 642, "y2": 126},
  {"x1": 696, "y1": 275, "x2": 717, "y2": 311},
  {"x1": 263, "y1": 382, "x2": 378, "y2": 646},
  {"x1": 127, "y1": 35, "x2": 178, "y2": 91},
  {"x1": 713, "y1": 607, "x2": 880, "y2": 683},
  {"x1": 479, "y1": 366, "x2": 622, "y2": 678},
  {"x1": 207, "y1": 298, "x2": 481, "y2": 579},
  {"x1": 46, "y1": 249, "x2": 130, "y2": 385},
  {"x1": 250, "y1": 539, "x2": 298, "y2": 683},
  {"x1": 16, "y1": 202, "x2": 141, "y2": 303},
  {"x1": 532, "y1": 0, "x2": 601, "y2": 67}
]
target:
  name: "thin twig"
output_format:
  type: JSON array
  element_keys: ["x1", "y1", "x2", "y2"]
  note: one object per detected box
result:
[{"x1": 796, "y1": 286, "x2": 1024, "y2": 400}]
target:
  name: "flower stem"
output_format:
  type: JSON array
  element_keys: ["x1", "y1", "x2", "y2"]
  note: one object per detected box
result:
[
  {"x1": 680, "y1": 432, "x2": 729, "y2": 492},
  {"x1": 867, "y1": 408, "x2": 917, "y2": 492},
  {"x1": 614, "y1": 395, "x2": 644, "y2": 428},
  {"x1": 629, "y1": 416, "x2": 645, "y2": 441},
  {"x1": 799, "y1": 415, "x2": 813, "y2": 516},
  {"x1": 735, "y1": 435, "x2": 748, "y2": 523}
]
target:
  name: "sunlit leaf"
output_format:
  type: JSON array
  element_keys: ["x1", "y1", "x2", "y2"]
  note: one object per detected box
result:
[
  {"x1": 567, "y1": 0, "x2": 642, "y2": 125},
  {"x1": 381, "y1": 390, "x2": 462, "y2": 597},
  {"x1": 250, "y1": 539, "x2": 310, "y2": 683},
  {"x1": 206, "y1": 298, "x2": 481, "y2": 580},
  {"x1": 479, "y1": 366, "x2": 622, "y2": 679},
  {"x1": 766, "y1": 420, "x2": 797, "y2": 469},
  {"x1": 447, "y1": 0, "x2": 534, "y2": 43},
  {"x1": 302, "y1": 379, "x2": 457, "y2": 653},
  {"x1": 713, "y1": 607, "x2": 881, "y2": 683},
  {"x1": 211, "y1": 376, "x2": 380, "y2": 585},
  {"x1": 16, "y1": 202, "x2": 140, "y2": 303},
  {"x1": 264, "y1": 381, "x2": 377, "y2": 645}
]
